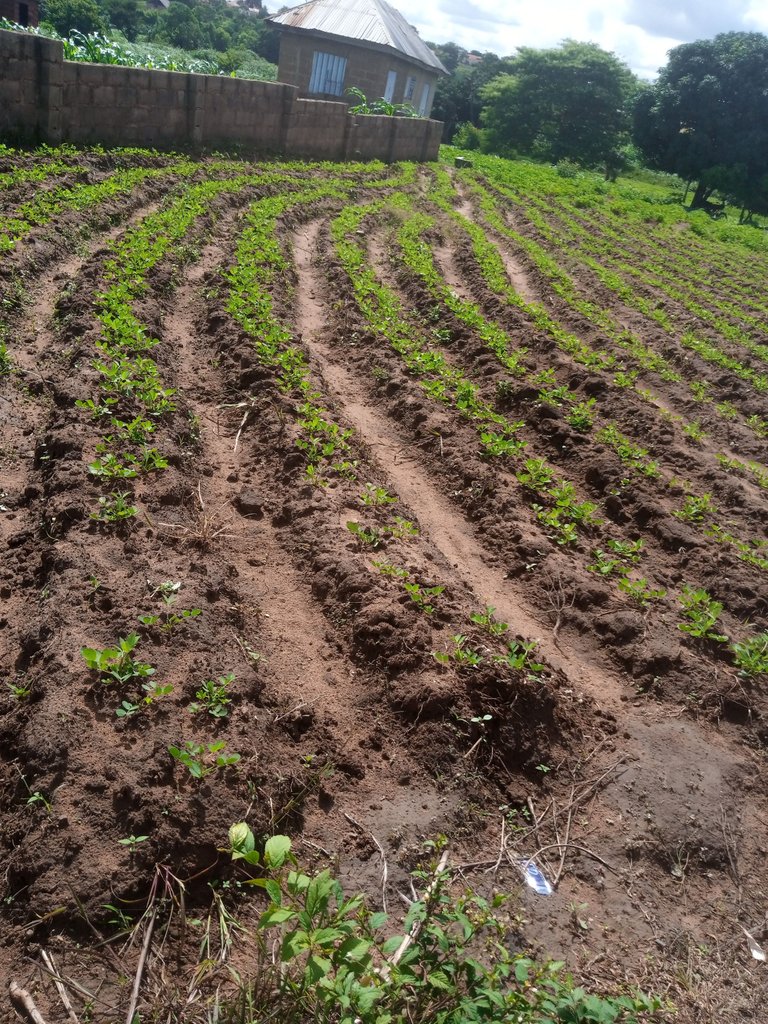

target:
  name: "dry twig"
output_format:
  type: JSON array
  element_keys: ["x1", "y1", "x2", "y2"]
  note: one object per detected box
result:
[
  {"x1": 125, "y1": 907, "x2": 157, "y2": 1024},
  {"x1": 40, "y1": 951, "x2": 79, "y2": 1024},
  {"x1": 9, "y1": 982, "x2": 48, "y2": 1024}
]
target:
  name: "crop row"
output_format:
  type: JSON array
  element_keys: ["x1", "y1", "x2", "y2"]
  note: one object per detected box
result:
[
  {"x1": 477, "y1": 165, "x2": 768, "y2": 396},
  {"x1": 329, "y1": 193, "x2": 768, "y2": 684}
]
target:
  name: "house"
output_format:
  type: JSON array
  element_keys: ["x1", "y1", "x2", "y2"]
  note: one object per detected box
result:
[
  {"x1": 0, "y1": 0, "x2": 38, "y2": 27},
  {"x1": 268, "y1": 0, "x2": 446, "y2": 117}
]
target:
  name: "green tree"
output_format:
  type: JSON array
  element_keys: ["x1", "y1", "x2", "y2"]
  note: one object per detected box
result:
[
  {"x1": 99, "y1": 0, "x2": 144, "y2": 40},
  {"x1": 431, "y1": 50, "x2": 514, "y2": 142},
  {"x1": 633, "y1": 32, "x2": 768, "y2": 214},
  {"x1": 41, "y1": 0, "x2": 106, "y2": 34},
  {"x1": 480, "y1": 40, "x2": 638, "y2": 168}
]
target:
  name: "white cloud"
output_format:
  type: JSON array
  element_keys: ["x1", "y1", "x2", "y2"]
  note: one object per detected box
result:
[{"x1": 405, "y1": 0, "x2": 764, "y2": 78}]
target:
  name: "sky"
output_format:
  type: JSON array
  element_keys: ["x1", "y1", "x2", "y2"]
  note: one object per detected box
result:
[{"x1": 406, "y1": 0, "x2": 768, "y2": 79}]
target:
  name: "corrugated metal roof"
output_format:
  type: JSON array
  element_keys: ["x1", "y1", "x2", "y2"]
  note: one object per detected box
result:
[{"x1": 269, "y1": 0, "x2": 447, "y2": 74}]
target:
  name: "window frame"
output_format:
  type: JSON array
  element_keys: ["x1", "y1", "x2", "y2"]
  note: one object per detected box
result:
[{"x1": 308, "y1": 51, "x2": 348, "y2": 97}]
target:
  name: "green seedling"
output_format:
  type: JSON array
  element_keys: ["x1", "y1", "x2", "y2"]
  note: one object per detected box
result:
[
  {"x1": 137, "y1": 447, "x2": 169, "y2": 473},
  {"x1": 91, "y1": 491, "x2": 137, "y2": 524},
  {"x1": 606, "y1": 538, "x2": 644, "y2": 563},
  {"x1": 587, "y1": 550, "x2": 624, "y2": 577},
  {"x1": 87, "y1": 453, "x2": 138, "y2": 480},
  {"x1": 538, "y1": 384, "x2": 571, "y2": 407},
  {"x1": 139, "y1": 607, "x2": 201, "y2": 634},
  {"x1": 495, "y1": 640, "x2": 544, "y2": 676},
  {"x1": 118, "y1": 834, "x2": 149, "y2": 855},
  {"x1": 683, "y1": 420, "x2": 707, "y2": 442},
  {"x1": 372, "y1": 560, "x2": 409, "y2": 579},
  {"x1": 359, "y1": 483, "x2": 397, "y2": 507},
  {"x1": 14, "y1": 767, "x2": 52, "y2": 812},
  {"x1": 403, "y1": 581, "x2": 444, "y2": 615},
  {"x1": 115, "y1": 681, "x2": 173, "y2": 717},
  {"x1": 533, "y1": 505, "x2": 578, "y2": 546},
  {"x1": 618, "y1": 577, "x2": 666, "y2": 607},
  {"x1": 389, "y1": 516, "x2": 419, "y2": 539},
  {"x1": 331, "y1": 459, "x2": 359, "y2": 480},
  {"x1": 516, "y1": 458, "x2": 554, "y2": 491},
  {"x1": 434, "y1": 634, "x2": 483, "y2": 669},
  {"x1": 189, "y1": 674, "x2": 235, "y2": 718},
  {"x1": 162, "y1": 609, "x2": 201, "y2": 633},
  {"x1": 469, "y1": 605, "x2": 508, "y2": 637},
  {"x1": 731, "y1": 631, "x2": 768, "y2": 677},
  {"x1": 149, "y1": 579, "x2": 182, "y2": 605},
  {"x1": 115, "y1": 699, "x2": 141, "y2": 718},
  {"x1": 226, "y1": 822, "x2": 291, "y2": 868},
  {"x1": 103, "y1": 904, "x2": 134, "y2": 929},
  {"x1": 169, "y1": 740, "x2": 240, "y2": 779},
  {"x1": 613, "y1": 370, "x2": 637, "y2": 388},
  {"x1": 566, "y1": 398, "x2": 596, "y2": 432},
  {"x1": 678, "y1": 586, "x2": 728, "y2": 642},
  {"x1": 480, "y1": 431, "x2": 526, "y2": 457},
  {"x1": 6, "y1": 680, "x2": 31, "y2": 700},
  {"x1": 81, "y1": 633, "x2": 155, "y2": 686},
  {"x1": 27, "y1": 791, "x2": 52, "y2": 813},
  {"x1": 346, "y1": 521, "x2": 384, "y2": 548},
  {"x1": 673, "y1": 493, "x2": 713, "y2": 524}
]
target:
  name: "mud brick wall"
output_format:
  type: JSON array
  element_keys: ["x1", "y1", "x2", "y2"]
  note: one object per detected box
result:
[{"x1": 0, "y1": 27, "x2": 443, "y2": 161}]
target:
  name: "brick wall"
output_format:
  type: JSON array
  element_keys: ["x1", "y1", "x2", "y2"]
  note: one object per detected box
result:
[
  {"x1": 278, "y1": 31, "x2": 439, "y2": 116},
  {"x1": 0, "y1": 27, "x2": 443, "y2": 160}
]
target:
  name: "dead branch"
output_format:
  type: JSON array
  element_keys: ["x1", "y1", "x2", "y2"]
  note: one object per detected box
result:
[
  {"x1": 125, "y1": 907, "x2": 156, "y2": 1024},
  {"x1": 40, "y1": 951, "x2": 79, "y2": 1024},
  {"x1": 9, "y1": 982, "x2": 48, "y2": 1024}
]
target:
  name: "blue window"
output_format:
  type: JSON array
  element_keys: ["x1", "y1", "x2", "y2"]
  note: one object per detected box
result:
[{"x1": 309, "y1": 52, "x2": 348, "y2": 96}]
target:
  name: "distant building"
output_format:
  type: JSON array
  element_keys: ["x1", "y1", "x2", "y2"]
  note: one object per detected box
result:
[
  {"x1": 0, "y1": 0, "x2": 38, "y2": 26},
  {"x1": 268, "y1": 0, "x2": 446, "y2": 117}
]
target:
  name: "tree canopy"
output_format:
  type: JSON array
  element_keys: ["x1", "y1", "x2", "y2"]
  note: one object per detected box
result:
[
  {"x1": 41, "y1": 0, "x2": 106, "y2": 35},
  {"x1": 429, "y1": 46, "x2": 515, "y2": 142},
  {"x1": 478, "y1": 40, "x2": 638, "y2": 169},
  {"x1": 634, "y1": 31, "x2": 768, "y2": 213}
]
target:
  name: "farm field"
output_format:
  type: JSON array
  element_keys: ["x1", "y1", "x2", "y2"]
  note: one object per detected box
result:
[{"x1": 1, "y1": 143, "x2": 767, "y2": 1021}]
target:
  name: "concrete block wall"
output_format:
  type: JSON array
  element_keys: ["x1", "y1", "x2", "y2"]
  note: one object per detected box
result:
[
  {"x1": 0, "y1": 27, "x2": 443, "y2": 161},
  {"x1": 286, "y1": 98, "x2": 349, "y2": 160},
  {"x1": 0, "y1": 30, "x2": 62, "y2": 142}
]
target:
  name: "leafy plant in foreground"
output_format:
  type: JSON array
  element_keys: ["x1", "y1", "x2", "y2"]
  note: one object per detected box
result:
[
  {"x1": 81, "y1": 633, "x2": 155, "y2": 685},
  {"x1": 220, "y1": 828, "x2": 661, "y2": 1023}
]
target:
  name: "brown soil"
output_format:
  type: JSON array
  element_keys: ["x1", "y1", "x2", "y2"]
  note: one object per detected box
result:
[{"x1": 1, "y1": 152, "x2": 767, "y2": 1022}]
